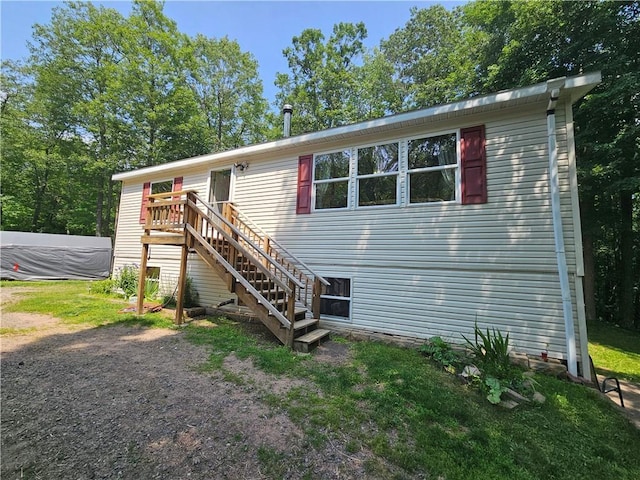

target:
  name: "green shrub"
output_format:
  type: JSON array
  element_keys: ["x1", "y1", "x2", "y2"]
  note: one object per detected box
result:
[
  {"x1": 419, "y1": 336, "x2": 462, "y2": 371},
  {"x1": 162, "y1": 275, "x2": 199, "y2": 307},
  {"x1": 89, "y1": 278, "x2": 114, "y2": 295},
  {"x1": 114, "y1": 264, "x2": 139, "y2": 299}
]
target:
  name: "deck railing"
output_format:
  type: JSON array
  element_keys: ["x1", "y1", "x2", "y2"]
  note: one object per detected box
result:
[
  {"x1": 224, "y1": 203, "x2": 329, "y2": 317},
  {"x1": 142, "y1": 190, "x2": 328, "y2": 330}
]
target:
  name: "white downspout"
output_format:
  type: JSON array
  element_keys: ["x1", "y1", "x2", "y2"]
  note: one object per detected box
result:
[{"x1": 547, "y1": 79, "x2": 578, "y2": 376}]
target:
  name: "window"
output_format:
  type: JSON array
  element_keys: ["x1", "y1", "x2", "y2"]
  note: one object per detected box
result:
[
  {"x1": 320, "y1": 277, "x2": 351, "y2": 320},
  {"x1": 407, "y1": 133, "x2": 457, "y2": 203},
  {"x1": 297, "y1": 125, "x2": 485, "y2": 213},
  {"x1": 151, "y1": 180, "x2": 173, "y2": 195},
  {"x1": 313, "y1": 150, "x2": 350, "y2": 209},
  {"x1": 357, "y1": 142, "x2": 399, "y2": 207}
]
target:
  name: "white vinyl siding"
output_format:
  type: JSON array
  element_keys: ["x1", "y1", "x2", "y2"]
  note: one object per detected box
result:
[
  {"x1": 112, "y1": 100, "x2": 585, "y2": 362},
  {"x1": 230, "y1": 104, "x2": 582, "y2": 360}
]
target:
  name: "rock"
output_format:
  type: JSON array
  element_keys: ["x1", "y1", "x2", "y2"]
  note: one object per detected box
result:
[
  {"x1": 498, "y1": 399, "x2": 519, "y2": 409},
  {"x1": 532, "y1": 392, "x2": 546, "y2": 404},
  {"x1": 504, "y1": 388, "x2": 530, "y2": 403},
  {"x1": 461, "y1": 365, "x2": 481, "y2": 378},
  {"x1": 509, "y1": 352, "x2": 529, "y2": 369},
  {"x1": 529, "y1": 358, "x2": 567, "y2": 378}
]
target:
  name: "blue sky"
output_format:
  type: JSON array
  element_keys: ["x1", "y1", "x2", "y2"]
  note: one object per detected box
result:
[{"x1": 1, "y1": 1, "x2": 463, "y2": 107}]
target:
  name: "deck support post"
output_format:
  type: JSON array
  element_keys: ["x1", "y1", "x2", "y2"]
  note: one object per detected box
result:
[
  {"x1": 175, "y1": 242, "x2": 189, "y2": 325},
  {"x1": 136, "y1": 243, "x2": 149, "y2": 315}
]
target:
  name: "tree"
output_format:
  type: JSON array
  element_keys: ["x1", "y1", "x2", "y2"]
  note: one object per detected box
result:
[
  {"x1": 28, "y1": 1, "x2": 129, "y2": 236},
  {"x1": 185, "y1": 34, "x2": 267, "y2": 151},
  {"x1": 381, "y1": 5, "x2": 479, "y2": 108},
  {"x1": 462, "y1": 0, "x2": 640, "y2": 328},
  {"x1": 274, "y1": 22, "x2": 370, "y2": 135}
]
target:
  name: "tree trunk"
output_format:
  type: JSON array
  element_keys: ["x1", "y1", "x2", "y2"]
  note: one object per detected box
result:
[
  {"x1": 618, "y1": 190, "x2": 634, "y2": 328},
  {"x1": 580, "y1": 197, "x2": 597, "y2": 322},
  {"x1": 582, "y1": 233, "x2": 597, "y2": 322},
  {"x1": 95, "y1": 177, "x2": 104, "y2": 237}
]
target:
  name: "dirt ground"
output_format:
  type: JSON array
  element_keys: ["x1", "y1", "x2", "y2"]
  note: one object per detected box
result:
[{"x1": 0, "y1": 288, "x2": 377, "y2": 480}]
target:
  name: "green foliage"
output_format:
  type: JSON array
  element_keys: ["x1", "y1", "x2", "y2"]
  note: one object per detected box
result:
[
  {"x1": 88, "y1": 278, "x2": 115, "y2": 295},
  {"x1": 588, "y1": 321, "x2": 640, "y2": 383},
  {"x1": 1, "y1": 281, "x2": 174, "y2": 328},
  {"x1": 419, "y1": 336, "x2": 463, "y2": 371},
  {"x1": 8, "y1": 281, "x2": 637, "y2": 478},
  {"x1": 484, "y1": 376, "x2": 508, "y2": 405},
  {"x1": 162, "y1": 276, "x2": 199, "y2": 308},
  {"x1": 114, "y1": 264, "x2": 139, "y2": 299},
  {"x1": 463, "y1": 322, "x2": 511, "y2": 379}
]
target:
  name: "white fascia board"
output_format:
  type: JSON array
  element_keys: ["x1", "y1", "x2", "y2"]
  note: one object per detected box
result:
[{"x1": 112, "y1": 72, "x2": 601, "y2": 182}]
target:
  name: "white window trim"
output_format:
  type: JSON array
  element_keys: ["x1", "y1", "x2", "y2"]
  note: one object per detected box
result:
[
  {"x1": 205, "y1": 166, "x2": 236, "y2": 205},
  {"x1": 151, "y1": 179, "x2": 174, "y2": 195},
  {"x1": 312, "y1": 149, "x2": 352, "y2": 212},
  {"x1": 405, "y1": 130, "x2": 460, "y2": 206},
  {"x1": 309, "y1": 129, "x2": 462, "y2": 212},
  {"x1": 355, "y1": 141, "x2": 401, "y2": 209},
  {"x1": 319, "y1": 276, "x2": 352, "y2": 322}
]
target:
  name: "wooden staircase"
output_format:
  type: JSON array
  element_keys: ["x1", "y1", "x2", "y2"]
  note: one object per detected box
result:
[{"x1": 136, "y1": 190, "x2": 331, "y2": 352}]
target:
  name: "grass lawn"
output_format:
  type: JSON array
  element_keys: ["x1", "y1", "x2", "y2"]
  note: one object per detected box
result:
[
  {"x1": 3, "y1": 280, "x2": 640, "y2": 479},
  {"x1": 588, "y1": 321, "x2": 640, "y2": 384}
]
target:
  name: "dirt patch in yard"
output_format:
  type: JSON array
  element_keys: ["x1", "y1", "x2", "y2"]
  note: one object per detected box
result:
[{"x1": 0, "y1": 288, "x2": 382, "y2": 479}]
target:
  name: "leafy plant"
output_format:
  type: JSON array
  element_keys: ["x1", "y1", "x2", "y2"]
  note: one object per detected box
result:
[
  {"x1": 462, "y1": 322, "x2": 511, "y2": 378},
  {"x1": 162, "y1": 275, "x2": 199, "y2": 308},
  {"x1": 143, "y1": 279, "x2": 159, "y2": 300},
  {"x1": 419, "y1": 336, "x2": 461, "y2": 370},
  {"x1": 114, "y1": 264, "x2": 140, "y2": 299},
  {"x1": 484, "y1": 376, "x2": 508, "y2": 405}
]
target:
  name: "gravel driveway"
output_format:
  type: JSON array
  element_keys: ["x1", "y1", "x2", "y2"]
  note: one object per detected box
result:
[{"x1": 1, "y1": 289, "x2": 370, "y2": 479}]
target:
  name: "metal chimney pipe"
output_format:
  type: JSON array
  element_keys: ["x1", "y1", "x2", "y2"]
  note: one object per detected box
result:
[{"x1": 283, "y1": 104, "x2": 293, "y2": 138}]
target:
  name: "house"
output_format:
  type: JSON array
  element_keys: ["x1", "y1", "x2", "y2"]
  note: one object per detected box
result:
[
  {"x1": 1, "y1": 231, "x2": 112, "y2": 280},
  {"x1": 112, "y1": 72, "x2": 601, "y2": 377}
]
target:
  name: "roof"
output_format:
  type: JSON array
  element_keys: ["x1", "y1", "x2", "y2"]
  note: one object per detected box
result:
[
  {"x1": 0, "y1": 231, "x2": 112, "y2": 249},
  {"x1": 112, "y1": 72, "x2": 601, "y2": 182}
]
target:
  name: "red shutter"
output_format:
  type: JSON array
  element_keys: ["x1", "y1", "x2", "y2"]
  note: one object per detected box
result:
[
  {"x1": 172, "y1": 176, "x2": 183, "y2": 192},
  {"x1": 139, "y1": 181, "x2": 151, "y2": 224},
  {"x1": 460, "y1": 125, "x2": 487, "y2": 204},
  {"x1": 296, "y1": 155, "x2": 313, "y2": 214}
]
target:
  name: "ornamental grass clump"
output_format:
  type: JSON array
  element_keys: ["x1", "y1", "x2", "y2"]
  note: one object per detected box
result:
[{"x1": 462, "y1": 322, "x2": 511, "y2": 379}]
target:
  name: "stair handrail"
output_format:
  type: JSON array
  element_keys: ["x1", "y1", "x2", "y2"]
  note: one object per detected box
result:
[
  {"x1": 226, "y1": 203, "x2": 330, "y2": 288},
  {"x1": 187, "y1": 193, "x2": 305, "y2": 290},
  {"x1": 186, "y1": 225, "x2": 291, "y2": 328}
]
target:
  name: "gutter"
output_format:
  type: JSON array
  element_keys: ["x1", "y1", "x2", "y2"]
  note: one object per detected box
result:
[{"x1": 546, "y1": 78, "x2": 578, "y2": 376}]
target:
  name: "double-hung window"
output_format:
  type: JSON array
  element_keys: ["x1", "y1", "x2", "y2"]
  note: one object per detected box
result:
[
  {"x1": 407, "y1": 133, "x2": 458, "y2": 203},
  {"x1": 357, "y1": 142, "x2": 399, "y2": 207},
  {"x1": 313, "y1": 150, "x2": 350, "y2": 210}
]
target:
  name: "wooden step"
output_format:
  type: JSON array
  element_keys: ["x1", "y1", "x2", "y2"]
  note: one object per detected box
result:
[
  {"x1": 293, "y1": 318, "x2": 318, "y2": 331},
  {"x1": 294, "y1": 328, "x2": 331, "y2": 353}
]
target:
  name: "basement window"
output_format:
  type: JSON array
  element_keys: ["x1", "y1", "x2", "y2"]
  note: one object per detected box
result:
[{"x1": 320, "y1": 277, "x2": 351, "y2": 320}]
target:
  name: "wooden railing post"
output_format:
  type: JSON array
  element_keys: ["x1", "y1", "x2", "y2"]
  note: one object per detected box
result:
[
  {"x1": 312, "y1": 276, "x2": 323, "y2": 319},
  {"x1": 286, "y1": 279, "x2": 297, "y2": 348}
]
